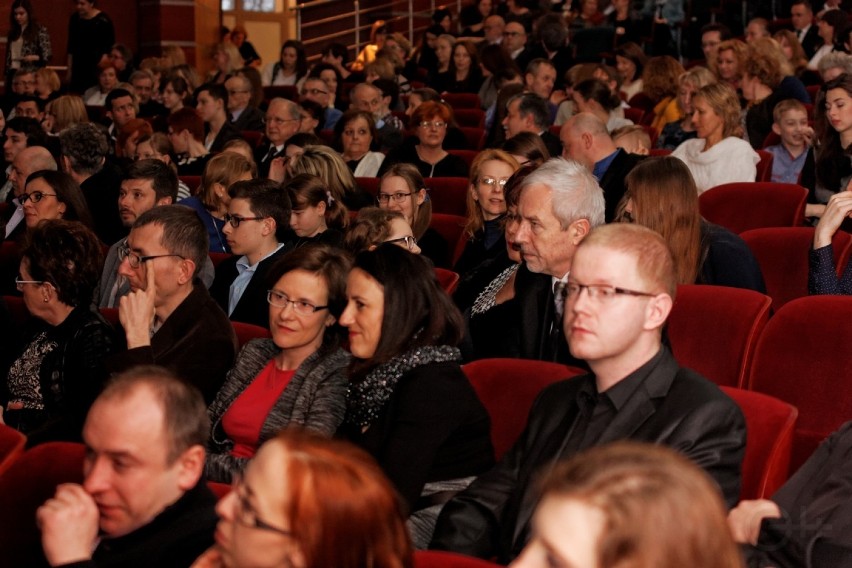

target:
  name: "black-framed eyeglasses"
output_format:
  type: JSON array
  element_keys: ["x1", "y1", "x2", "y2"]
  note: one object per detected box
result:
[
  {"x1": 564, "y1": 282, "x2": 656, "y2": 302},
  {"x1": 266, "y1": 290, "x2": 329, "y2": 315},
  {"x1": 118, "y1": 243, "x2": 185, "y2": 269},
  {"x1": 15, "y1": 275, "x2": 45, "y2": 290},
  {"x1": 224, "y1": 214, "x2": 264, "y2": 228},
  {"x1": 301, "y1": 87, "x2": 328, "y2": 96},
  {"x1": 19, "y1": 191, "x2": 57, "y2": 203},
  {"x1": 376, "y1": 192, "x2": 413, "y2": 204},
  {"x1": 385, "y1": 235, "x2": 418, "y2": 250},
  {"x1": 231, "y1": 473, "x2": 293, "y2": 536}
]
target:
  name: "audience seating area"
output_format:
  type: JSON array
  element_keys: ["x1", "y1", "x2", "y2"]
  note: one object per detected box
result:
[{"x1": 699, "y1": 182, "x2": 808, "y2": 234}]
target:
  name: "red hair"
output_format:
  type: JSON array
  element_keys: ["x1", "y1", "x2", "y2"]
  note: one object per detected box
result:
[{"x1": 276, "y1": 430, "x2": 413, "y2": 568}]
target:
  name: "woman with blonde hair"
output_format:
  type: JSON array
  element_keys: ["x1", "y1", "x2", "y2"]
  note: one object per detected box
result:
[
  {"x1": 180, "y1": 152, "x2": 256, "y2": 253},
  {"x1": 285, "y1": 173, "x2": 349, "y2": 247},
  {"x1": 288, "y1": 144, "x2": 373, "y2": 210},
  {"x1": 671, "y1": 82, "x2": 758, "y2": 193},
  {"x1": 34, "y1": 67, "x2": 60, "y2": 101},
  {"x1": 513, "y1": 442, "x2": 745, "y2": 568},
  {"x1": 208, "y1": 42, "x2": 244, "y2": 84},
  {"x1": 344, "y1": 207, "x2": 420, "y2": 255},
  {"x1": 618, "y1": 156, "x2": 764, "y2": 291},
  {"x1": 641, "y1": 56, "x2": 685, "y2": 137},
  {"x1": 453, "y1": 150, "x2": 519, "y2": 311},
  {"x1": 44, "y1": 94, "x2": 88, "y2": 134},
  {"x1": 773, "y1": 29, "x2": 809, "y2": 77},
  {"x1": 656, "y1": 66, "x2": 715, "y2": 150},
  {"x1": 715, "y1": 38, "x2": 748, "y2": 90}
]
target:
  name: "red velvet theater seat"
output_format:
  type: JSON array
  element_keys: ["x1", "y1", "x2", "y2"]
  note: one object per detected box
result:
[
  {"x1": 667, "y1": 285, "x2": 771, "y2": 388},
  {"x1": 720, "y1": 387, "x2": 797, "y2": 499},
  {"x1": 741, "y1": 227, "x2": 852, "y2": 312},
  {"x1": 434, "y1": 268, "x2": 460, "y2": 295},
  {"x1": 747, "y1": 295, "x2": 852, "y2": 474},
  {"x1": 462, "y1": 358, "x2": 585, "y2": 460},
  {"x1": 415, "y1": 550, "x2": 502, "y2": 567},
  {"x1": 0, "y1": 442, "x2": 86, "y2": 566},
  {"x1": 0, "y1": 424, "x2": 25, "y2": 478},
  {"x1": 699, "y1": 182, "x2": 807, "y2": 234},
  {"x1": 425, "y1": 178, "x2": 469, "y2": 216}
]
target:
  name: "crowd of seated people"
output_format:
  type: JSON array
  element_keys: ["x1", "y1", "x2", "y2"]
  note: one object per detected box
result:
[{"x1": 3, "y1": 1, "x2": 852, "y2": 567}]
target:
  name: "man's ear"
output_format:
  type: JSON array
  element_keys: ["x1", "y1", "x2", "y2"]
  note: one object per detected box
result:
[
  {"x1": 644, "y1": 293, "x2": 673, "y2": 331},
  {"x1": 581, "y1": 131, "x2": 594, "y2": 149},
  {"x1": 175, "y1": 445, "x2": 205, "y2": 490},
  {"x1": 176, "y1": 258, "x2": 197, "y2": 285},
  {"x1": 569, "y1": 218, "x2": 591, "y2": 245}
]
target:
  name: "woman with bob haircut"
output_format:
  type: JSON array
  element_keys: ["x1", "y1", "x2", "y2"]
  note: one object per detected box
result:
[
  {"x1": 715, "y1": 38, "x2": 749, "y2": 90},
  {"x1": 379, "y1": 100, "x2": 469, "y2": 179},
  {"x1": 21, "y1": 170, "x2": 93, "y2": 232},
  {"x1": 195, "y1": 429, "x2": 413, "y2": 568},
  {"x1": 513, "y1": 442, "x2": 744, "y2": 568},
  {"x1": 43, "y1": 94, "x2": 89, "y2": 134},
  {"x1": 116, "y1": 118, "x2": 153, "y2": 160},
  {"x1": 618, "y1": 156, "x2": 764, "y2": 292},
  {"x1": 208, "y1": 42, "x2": 244, "y2": 84},
  {"x1": 180, "y1": 152, "x2": 256, "y2": 253},
  {"x1": 205, "y1": 244, "x2": 352, "y2": 483},
  {"x1": 453, "y1": 149, "x2": 520, "y2": 312},
  {"x1": 335, "y1": 109, "x2": 385, "y2": 178},
  {"x1": 3, "y1": 220, "x2": 115, "y2": 443},
  {"x1": 377, "y1": 162, "x2": 449, "y2": 267},
  {"x1": 338, "y1": 244, "x2": 494, "y2": 549},
  {"x1": 160, "y1": 74, "x2": 191, "y2": 115},
  {"x1": 671, "y1": 82, "x2": 758, "y2": 193},
  {"x1": 167, "y1": 107, "x2": 210, "y2": 176},
  {"x1": 285, "y1": 173, "x2": 349, "y2": 248},
  {"x1": 656, "y1": 66, "x2": 715, "y2": 150},
  {"x1": 501, "y1": 132, "x2": 551, "y2": 167},
  {"x1": 614, "y1": 41, "x2": 647, "y2": 101},
  {"x1": 287, "y1": 144, "x2": 373, "y2": 210}
]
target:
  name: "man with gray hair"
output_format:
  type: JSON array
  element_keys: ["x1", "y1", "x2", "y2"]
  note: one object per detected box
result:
[
  {"x1": 2, "y1": 146, "x2": 56, "y2": 241},
  {"x1": 501, "y1": 92, "x2": 562, "y2": 157},
  {"x1": 60, "y1": 122, "x2": 126, "y2": 243},
  {"x1": 561, "y1": 112, "x2": 644, "y2": 222},
  {"x1": 818, "y1": 51, "x2": 852, "y2": 82},
  {"x1": 254, "y1": 97, "x2": 302, "y2": 178}
]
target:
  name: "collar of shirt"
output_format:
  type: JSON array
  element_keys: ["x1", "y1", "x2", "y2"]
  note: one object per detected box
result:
[
  {"x1": 575, "y1": 346, "x2": 666, "y2": 415},
  {"x1": 235, "y1": 243, "x2": 285, "y2": 274},
  {"x1": 593, "y1": 148, "x2": 621, "y2": 180}
]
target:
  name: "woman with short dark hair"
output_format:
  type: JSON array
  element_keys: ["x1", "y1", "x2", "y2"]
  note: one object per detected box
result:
[
  {"x1": 21, "y1": 170, "x2": 93, "y2": 232},
  {"x1": 3, "y1": 220, "x2": 115, "y2": 444},
  {"x1": 338, "y1": 244, "x2": 494, "y2": 548}
]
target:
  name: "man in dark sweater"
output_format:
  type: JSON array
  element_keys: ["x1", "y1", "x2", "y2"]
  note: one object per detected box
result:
[{"x1": 37, "y1": 366, "x2": 218, "y2": 568}]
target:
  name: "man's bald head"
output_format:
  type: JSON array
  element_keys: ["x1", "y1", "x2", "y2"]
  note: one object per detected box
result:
[
  {"x1": 12, "y1": 145, "x2": 56, "y2": 196},
  {"x1": 561, "y1": 112, "x2": 614, "y2": 169}
]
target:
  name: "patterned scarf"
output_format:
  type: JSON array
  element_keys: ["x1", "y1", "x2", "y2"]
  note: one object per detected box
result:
[{"x1": 345, "y1": 345, "x2": 461, "y2": 428}]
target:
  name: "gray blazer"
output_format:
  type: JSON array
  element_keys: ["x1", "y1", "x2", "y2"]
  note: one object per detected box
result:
[{"x1": 205, "y1": 338, "x2": 350, "y2": 482}]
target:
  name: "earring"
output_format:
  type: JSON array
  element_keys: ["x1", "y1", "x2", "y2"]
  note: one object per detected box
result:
[{"x1": 43, "y1": 295, "x2": 49, "y2": 303}]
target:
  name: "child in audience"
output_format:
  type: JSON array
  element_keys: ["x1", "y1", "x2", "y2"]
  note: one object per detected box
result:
[
  {"x1": 612, "y1": 124, "x2": 652, "y2": 155},
  {"x1": 764, "y1": 99, "x2": 813, "y2": 184}
]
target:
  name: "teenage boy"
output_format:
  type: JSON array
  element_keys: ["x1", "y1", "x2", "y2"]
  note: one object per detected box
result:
[{"x1": 764, "y1": 99, "x2": 813, "y2": 184}]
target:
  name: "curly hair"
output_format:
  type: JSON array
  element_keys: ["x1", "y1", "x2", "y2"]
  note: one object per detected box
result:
[
  {"x1": 641, "y1": 56, "x2": 684, "y2": 101},
  {"x1": 58, "y1": 123, "x2": 109, "y2": 175}
]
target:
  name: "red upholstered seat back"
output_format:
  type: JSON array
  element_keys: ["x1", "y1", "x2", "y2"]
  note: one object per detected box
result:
[
  {"x1": 415, "y1": 550, "x2": 502, "y2": 567},
  {"x1": 425, "y1": 178, "x2": 468, "y2": 216},
  {"x1": 720, "y1": 387, "x2": 797, "y2": 499},
  {"x1": 741, "y1": 227, "x2": 852, "y2": 311},
  {"x1": 441, "y1": 93, "x2": 481, "y2": 109},
  {"x1": 699, "y1": 182, "x2": 807, "y2": 234},
  {"x1": 434, "y1": 268, "x2": 460, "y2": 294},
  {"x1": 429, "y1": 214, "x2": 467, "y2": 265},
  {"x1": 667, "y1": 285, "x2": 771, "y2": 388},
  {"x1": 0, "y1": 442, "x2": 86, "y2": 565},
  {"x1": 232, "y1": 321, "x2": 272, "y2": 349},
  {"x1": 463, "y1": 358, "x2": 585, "y2": 460},
  {"x1": 748, "y1": 296, "x2": 852, "y2": 473},
  {"x1": 0, "y1": 425, "x2": 25, "y2": 478}
]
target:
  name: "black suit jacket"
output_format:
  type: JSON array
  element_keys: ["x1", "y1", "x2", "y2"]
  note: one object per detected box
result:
[
  {"x1": 799, "y1": 25, "x2": 823, "y2": 60},
  {"x1": 231, "y1": 105, "x2": 265, "y2": 133},
  {"x1": 254, "y1": 142, "x2": 285, "y2": 178},
  {"x1": 598, "y1": 149, "x2": 644, "y2": 222},
  {"x1": 511, "y1": 266, "x2": 576, "y2": 365},
  {"x1": 539, "y1": 129, "x2": 562, "y2": 159},
  {"x1": 209, "y1": 245, "x2": 291, "y2": 329},
  {"x1": 430, "y1": 347, "x2": 746, "y2": 562},
  {"x1": 208, "y1": 121, "x2": 242, "y2": 155}
]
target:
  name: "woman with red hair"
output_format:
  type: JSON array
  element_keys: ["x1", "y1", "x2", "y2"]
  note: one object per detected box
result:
[{"x1": 194, "y1": 429, "x2": 413, "y2": 568}]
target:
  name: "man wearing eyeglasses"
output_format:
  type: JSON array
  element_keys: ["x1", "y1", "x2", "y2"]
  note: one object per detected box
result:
[
  {"x1": 254, "y1": 97, "x2": 302, "y2": 179},
  {"x1": 300, "y1": 77, "x2": 342, "y2": 130},
  {"x1": 225, "y1": 75, "x2": 264, "y2": 132},
  {"x1": 209, "y1": 179, "x2": 293, "y2": 328},
  {"x1": 107, "y1": 205, "x2": 237, "y2": 404},
  {"x1": 37, "y1": 367, "x2": 218, "y2": 567},
  {"x1": 432, "y1": 222, "x2": 746, "y2": 562}
]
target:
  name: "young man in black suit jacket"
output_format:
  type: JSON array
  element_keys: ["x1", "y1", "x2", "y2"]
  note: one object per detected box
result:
[
  {"x1": 431, "y1": 222, "x2": 746, "y2": 563},
  {"x1": 210, "y1": 178, "x2": 293, "y2": 328}
]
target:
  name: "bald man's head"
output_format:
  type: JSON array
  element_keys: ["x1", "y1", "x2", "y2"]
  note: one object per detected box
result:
[
  {"x1": 561, "y1": 112, "x2": 614, "y2": 170},
  {"x1": 12, "y1": 145, "x2": 56, "y2": 196}
]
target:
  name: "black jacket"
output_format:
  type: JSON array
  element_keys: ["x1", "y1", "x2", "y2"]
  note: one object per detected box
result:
[
  {"x1": 598, "y1": 148, "x2": 644, "y2": 222},
  {"x1": 230, "y1": 105, "x2": 265, "y2": 133},
  {"x1": 430, "y1": 347, "x2": 746, "y2": 562}
]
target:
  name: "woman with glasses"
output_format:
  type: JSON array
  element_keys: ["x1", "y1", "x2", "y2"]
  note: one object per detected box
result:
[
  {"x1": 335, "y1": 109, "x2": 385, "y2": 178},
  {"x1": 617, "y1": 156, "x2": 764, "y2": 291},
  {"x1": 285, "y1": 173, "x2": 348, "y2": 248},
  {"x1": 19, "y1": 170, "x2": 93, "y2": 236},
  {"x1": 3, "y1": 220, "x2": 115, "y2": 444},
  {"x1": 205, "y1": 244, "x2": 351, "y2": 484},
  {"x1": 344, "y1": 207, "x2": 422, "y2": 255},
  {"x1": 338, "y1": 244, "x2": 493, "y2": 549},
  {"x1": 377, "y1": 163, "x2": 449, "y2": 267},
  {"x1": 195, "y1": 429, "x2": 413, "y2": 568},
  {"x1": 453, "y1": 150, "x2": 519, "y2": 313},
  {"x1": 379, "y1": 101, "x2": 469, "y2": 179},
  {"x1": 180, "y1": 152, "x2": 256, "y2": 253}
]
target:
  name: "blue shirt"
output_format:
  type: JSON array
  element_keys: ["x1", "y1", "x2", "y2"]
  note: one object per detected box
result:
[
  {"x1": 765, "y1": 143, "x2": 809, "y2": 185},
  {"x1": 228, "y1": 244, "x2": 286, "y2": 316},
  {"x1": 593, "y1": 148, "x2": 621, "y2": 181}
]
